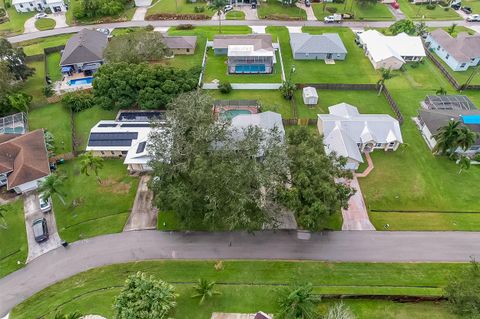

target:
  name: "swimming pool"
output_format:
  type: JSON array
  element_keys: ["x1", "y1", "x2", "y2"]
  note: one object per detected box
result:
[
  {"x1": 68, "y1": 77, "x2": 93, "y2": 86},
  {"x1": 222, "y1": 109, "x2": 253, "y2": 120},
  {"x1": 234, "y1": 64, "x2": 266, "y2": 74}
]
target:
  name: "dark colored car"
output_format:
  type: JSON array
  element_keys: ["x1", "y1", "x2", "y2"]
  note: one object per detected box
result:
[
  {"x1": 451, "y1": 3, "x2": 461, "y2": 10},
  {"x1": 305, "y1": 0, "x2": 311, "y2": 7},
  {"x1": 461, "y1": 6, "x2": 472, "y2": 14},
  {"x1": 251, "y1": 0, "x2": 257, "y2": 8},
  {"x1": 32, "y1": 218, "x2": 49, "y2": 243}
]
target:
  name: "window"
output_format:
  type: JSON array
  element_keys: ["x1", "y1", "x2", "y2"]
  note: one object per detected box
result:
[
  {"x1": 121, "y1": 151, "x2": 128, "y2": 155},
  {"x1": 445, "y1": 54, "x2": 449, "y2": 60},
  {"x1": 356, "y1": 143, "x2": 361, "y2": 148},
  {"x1": 388, "y1": 142, "x2": 395, "y2": 147},
  {"x1": 375, "y1": 143, "x2": 382, "y2": 148},
  {"x1": 30, "y1": 3, "x2": 33, "y2": 6},
  {"x1": 460, "y1": 63, "x2": 467, "y2": 68},
  {"x1": 100, "y1": 151, "x2": 105, "y2": 155},
  {"x1": 437, "y1": 45, "x2": 440, "y2": 50},
  {"x1": 111, "y1": 151, "x2": 115, "y2": 155},
  {"x1": 186, "y1": 49, "x2": 190, "y2": 53},
  {"x1": 19, "y1": 3, "x2": 23, "y2": 7}
]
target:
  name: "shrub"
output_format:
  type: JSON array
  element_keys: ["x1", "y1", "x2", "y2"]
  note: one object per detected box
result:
[
  {"x1": 44, "y1": 7, "x2": 52, "y2": 14},
  {"x1": 176, "y1": 24, "x2": 194, "y2": 30},
  {"x1": 410, "y1": 61, "x2": 420, "y2": 69},
  {"x1": 474, "y1": 154, "x2": 480, "y2": 162},
  {"x1": 194, "y1": 6, "x2": 205, "y2": 13},
  {"x1": 444, "y1": 7, "x2": 449, "y2": 11},
  {"x1": 445, "y1": 260, "x2": 480, "y2": 317},
  {"x1": 426, "y1": 3, "x2": 436, "y2": 9},
  {"x1": 218, "y1": 81, "x2": 232, "y2": 94},
  {"x1": 43, "y1": 84, "x2": 54, "y2": 97},
  {"x1": 0, "y1": 8, "x2": 6, "y2": 18},
  {"x1": 332, "y1": 0, "x2": 345, "y2": 3},
  {"x1": 326, "y1": 7, "x2": 337, "y2": 13},
  {"x1": 145, "y1": 24, "x2": 154, "y2": 31},
  {"x1": 4, "y1": 1, "x2": 11, "y2": 9},
  {"x1": 62, "y1": 91, "x2": 95, "y2": 112}
]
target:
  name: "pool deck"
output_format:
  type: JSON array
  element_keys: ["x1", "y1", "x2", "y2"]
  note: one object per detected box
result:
[{"x1": 55, "y1": 74, "x2": 93, "y2": 94}]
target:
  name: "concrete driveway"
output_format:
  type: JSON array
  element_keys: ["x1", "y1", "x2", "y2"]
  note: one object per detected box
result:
[
  {"x1": 49, "y1": 12, "x2": 68, "y2": 29},
  {"x1": 23, "y1": 17, "x2": 38, "y2": 33},
  {"x1": 123, "y1": 175, "x2": 157, "y2": 231},
  {"x1": 296, "y1": 1, "x2": 316, "y2": 21},
  {"x1": 340, "y1": 177, "x2": 375, "y2": 231},
  {"x1": 132, "y1": 7, "x2": 148, "y2": 21},
  {"x1": 23, "y1": 192, "x2": 62, "y2": 262}
]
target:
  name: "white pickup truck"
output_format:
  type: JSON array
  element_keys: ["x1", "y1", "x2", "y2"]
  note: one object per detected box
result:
[{"x1": 324, "y1": 13, "x2": 342, "y2": 23}]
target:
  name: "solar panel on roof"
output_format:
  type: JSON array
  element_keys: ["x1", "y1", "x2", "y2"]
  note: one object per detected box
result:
[
  {"x1": 98, "y1": 123, "x2": 118, "y2": 128},
  {"x1": 88, "y1": 132, "x2": 138, "y2": 147},
  {"x1": 117, "y1": 111, "x2": 165, "y2": 122},
  {"x1": 88, "y1": 140, "x2": 133, "y2": 147},
  {"x1": 120, "y1": 123, "x2": 151, "y2": 128},
  {"x1": 136, "y1": 141, "x2": 147, "y2": 153}
]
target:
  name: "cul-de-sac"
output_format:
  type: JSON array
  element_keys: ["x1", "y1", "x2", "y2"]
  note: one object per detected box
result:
[{"x1": 0, "y1": 0, "x2": 480, "y2": 318}]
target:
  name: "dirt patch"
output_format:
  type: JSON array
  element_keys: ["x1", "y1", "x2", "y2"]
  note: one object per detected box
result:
[
  {"x1": 260, "y1": 14, "x2": 305, "y2": 20},
  {"x1": 146, "y1": 13, "x2": 210, "y2": 20},
  {"x1": 101, "y1": 178, "x2": 131, "y2": 194}
]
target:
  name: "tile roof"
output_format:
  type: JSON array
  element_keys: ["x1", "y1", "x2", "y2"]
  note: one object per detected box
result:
[
  {"x1": 429, "y1": 29, "x2": 480, "y2": 63},
  {"x1": 0, "y1": 129, "x2": 50, "y2": 189},
  {"x1": 60, "y1": 29, "x2": 108, "y2": 66},
  {"x1": 290, "y1": 33, "x2": 347, "y2": 55}
]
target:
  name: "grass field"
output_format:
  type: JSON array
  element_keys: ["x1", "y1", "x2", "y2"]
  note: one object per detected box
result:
[
  {"x1": 0, "y1": 7, "x2": 34, "y2": 36},
  {"x1": 66, "y1": 0, "x2": 136, "y2": 24},
  {"x1": 29, "y1": 103, "x2": 73, "y2": 154},
  {"x1": 34, "y1": 18, "x2": 55, "y2": 31},
  {"x1": 312, "y1": 1, "x2": 393, "y2": 21},
  {"x1": 397, "y1": 0, "x2": 461, "y2": 20},
  {"x1": 370, "y1": 211, "x2": 480, "y2": 230},
  {"x1": 257, "y1": 0, "x2": 307, "y2": 20},
  {"x1": 226, "y1": 10, "x2": 245, "y2": 20},
  {"x1": 46, "y1": 52, "x2": 62, "y2": 81},
  {"x1": 10, "y1": 260, "x2": 468, "y2": 318},
  {"x1": 52, "y1": 159, "x2": 138, "y2": 243},
  {"x1": 18, "y1": 34, "x2": 72, "y2": 56},
  {"x1": 267, "y1": 26, "x2": 379, "y2": 84},
  {"x1": 23, "y1": 60, "x2": 47, "y2": 106},
  {"x1": 0, "y1": 200, "x2": 27, "y2": 278},
  {"x1": 74, "y1": 106, "x2": 117, "y2": 151},
  {"x1": 146, "y1": 0, "x2": 213, "y2": 18},
  {"x1": 463, "y1": 0, "x2": 480, "y2": 13}
]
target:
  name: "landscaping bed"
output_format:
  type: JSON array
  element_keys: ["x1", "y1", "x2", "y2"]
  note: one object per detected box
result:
[
  {"x1": 34, "y1": 18, "x2": 56, "y2": 31},
  {"x1": 257, "y1": 0, "x2": 307, "y2": 20},
  {"x1": 0, "y1": 200, "x2": 27, "y2": 278},
  {"x1": 226, "y1": 10, "x2": 245, "y2": 20}
]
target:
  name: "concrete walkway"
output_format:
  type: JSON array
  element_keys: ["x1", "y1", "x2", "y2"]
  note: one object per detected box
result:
[
  {"x1": 2, "y1": 230, "x2": 480, "y2": 315},
  {"x1": 132, "y1": 7, "x2": 148, "y2": 21},
  {"x1": 341, "y1": 177, "x2": 375, "y2": 231},
  {"x1": 23, "y1": 17, "x2": 38, "y2": 34},
  {"x1": 296, "y1": 2, "x2": 316, "y2": 21},
  {"x1": 355, "y1": 152, "x2": 374, "y2": 178},
  {"x1": 123, "y1": 175, "x2": 157, "y2": 231}
]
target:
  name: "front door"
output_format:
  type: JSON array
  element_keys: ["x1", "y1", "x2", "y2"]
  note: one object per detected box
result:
[{"x1": 326, "y1": 53, "x2": 332, "y2": 59}]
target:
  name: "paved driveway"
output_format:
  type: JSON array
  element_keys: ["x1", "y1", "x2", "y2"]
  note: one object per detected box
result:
[
  {"x1": 340, "y1": 177, "x2": 375, "y2": 231},
  {"x1": 49, "y1": 13, "x2": 68, "y2": 29},
  {"x1": 132, "y1": 7, "x2": 148, "y2": 21},
  {"x1": 123, "y1": 175, "x2": 157, "y2": 231},
  {"x1": 296, "y1": 2, "x2": 316, "y2": 21},
  {"x1": 23, "y1": 17, "x2": 38, "y2": 33},
  {"x1": 23, "y1": 192, "x2": 62, "y2": 262}
]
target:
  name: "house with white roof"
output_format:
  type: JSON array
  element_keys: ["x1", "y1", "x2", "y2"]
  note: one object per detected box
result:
[
  {"x1": 317, "y1": 103, "x2": 403, "y2": 170},
  {"x1": 358, "y1": 30, "x2": 426, "y2": 70},
  {"x1": 12, "y1": 0, "x2": 66, "y2": 13},
  {"x1": 426, "y1": 29, "x2": 480, "y2": 72}
]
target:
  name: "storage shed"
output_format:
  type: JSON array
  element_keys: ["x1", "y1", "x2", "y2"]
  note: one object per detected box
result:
[{"x1": 303, "y1": 87, "x2": 318, "y2": 105}]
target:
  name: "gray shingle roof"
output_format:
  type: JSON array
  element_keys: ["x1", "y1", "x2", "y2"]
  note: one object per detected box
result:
[
  {"x1": 162, "y1": 35, "x2": 197, "y2": 49},
  {"x1": 290, "y1": 33, "x2": 347, "y2": 55},
  {"x1": 213, "y1": 34, "x2": 273, "y2": 52},
  {"x1": 60, "y1": 29, "x2": 108, "y2": 66},
  {"x1": 429, "y1": 29, "x2": 480, "y2": 63}
]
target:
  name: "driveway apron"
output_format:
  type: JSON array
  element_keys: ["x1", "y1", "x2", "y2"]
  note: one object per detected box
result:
[
  {"x1": 123, "y1": 175, "x2": 157, "y2": 231},
  {"x1": 23, "y1": 17, "x2": 38, "y2": 34},
  {"x1": 341, "y1": 177, "x2": 375, "y2": 231}
]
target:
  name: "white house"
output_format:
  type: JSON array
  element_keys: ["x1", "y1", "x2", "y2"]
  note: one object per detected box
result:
[
  {"x1": 426, "y1": 29, "x2": 480, "y2": 72},
  {"x1": 12, "y1": 0, "x2": 66, "y2": 13},
  {"x1": 0, "y1": 130, "x2": 51, "y2": 194},
  {"x1": 317, "y1": 103, "x2": 403, "y2": 170},
  {"x1": 358, "y1": 30, "x2": 426, "y2": 70}
]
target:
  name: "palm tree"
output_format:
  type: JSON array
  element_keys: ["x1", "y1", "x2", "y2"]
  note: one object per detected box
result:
[
  {"x1": 208, "y1": 0, "x2": 228, "y2": 33},
  {"x1": 0, "y1": 206, "x2": 8, "y2": 230},
  {"x1": 38, "y1": 174, "x2": 66, "y2": 205},
  {"x1": 80, "y1": 151, "x2": 104, "y2": 183},
  {"x1": 432, "y1": 120, "x2": 461, "y2": 155},
  {"x1": 54, "y1": 312, "x2": 82, "y2": 319},
  {"x1": 191, "y1": 278, "x2": 221, "y2": 304},
  {"x1": 458, "y1": 156, "x2": 471, "y2": 174},
  {"x1": 377, "y1": 68, "x2": 393, "y2": 96},
  {"x1": 415, "y1": 21, "x2": 427, "y2": 37},
  {"x1": 436, "y1": 87, "x2": 447, "y2": 95},
  {"x1": 324, "y1": 302, "x2": 356, "y2": 319},
  {"x1": 276, "y1": 283, "x2": 319, "y2": 319},
  {"x1": 456, "y1": 126, "x2": 479, "y2": 152},
  {"x1": 447, "y1": 23, "x2": 457, "y2": 36}
]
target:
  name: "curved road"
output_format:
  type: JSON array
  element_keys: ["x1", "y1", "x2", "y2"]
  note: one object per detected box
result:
[
  {"x1": 7, "y1": 19, "x2": 469, "y2": 43},
  {"x1": 2, "y1": 230, "x2": 480, "y2": 315}
]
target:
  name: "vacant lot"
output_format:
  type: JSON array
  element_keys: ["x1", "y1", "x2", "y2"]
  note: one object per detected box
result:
[
  {"x1": 396, "y1": 0, "x2": 461, "y2": 20},
  {"x1": 258, "y1": 0, "x2": 306, "y2": 20},
  {"x1": 313, "y1": 1, "x2": 393, "y2": 21},
  {"x1": 23, "y1": 61, "x2": 47, "y2": 106},
  {"x1": 11, "y1": 260, "x2": 467, "y2": 318},
  {"x1": 147, "y1": 0, "x2": 213, "y2": 18},
  {"x1": 53, "y1": 159, "x2": 139, "y2": 242},
  {"x1": 0, "y1": 201, "x2": 27, "y2": 278}
]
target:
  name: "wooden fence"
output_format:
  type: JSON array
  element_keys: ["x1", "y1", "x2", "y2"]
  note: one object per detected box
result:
[{"x1": 425, "y1": 49, "x2": 462, "y2": 90}]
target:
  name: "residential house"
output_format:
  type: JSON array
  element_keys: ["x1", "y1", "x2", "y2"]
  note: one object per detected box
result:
[
  {"x1": 426, "y1": 29, "x2": 480, "y2": 72},
  {"x1": 162, "y1": 35, "x2": 197, "y2": 55},
  {"x1": 290, "y1": 33, "x2": 347, "y2": 60},
  {"x1": 0, "y1": 130, "x2": 50, "y2": 194},
  {"x1": 12, "y1": 0, "x2": 66, "y2": 13},
  {"x1": 86, "y1": 111, "x2": 166, "y2": 173},
  {"x1": 60, "y1": 29, "x2": 108, "y2": 76},
  {"x1": 213, "y1": 34, "x2": 275, "y2": 74},
  {"x1": 317, "y1": 103, "x2": 403, "y2": 170},
  {"x1": 417, "y1": 95, "x2": 480, "y2": 154},
  {"x1": 230, "y1": 111, "x2": 285, "y2": 142},
  {"x1": 358, "y1": 30, "x2": 426, "y2": 70}
]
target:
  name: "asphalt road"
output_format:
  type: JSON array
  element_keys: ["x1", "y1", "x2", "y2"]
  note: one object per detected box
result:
[
  {"x1": 2, "y1": 230, "x2": 480, "y2": 316},
  {"x1": 7, "y1": 19, "x2": 470, "y2": 43}
]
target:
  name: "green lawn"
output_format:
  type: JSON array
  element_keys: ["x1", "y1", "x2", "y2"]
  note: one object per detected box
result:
[
  {"x1": 294, "y1": 89, "x2": 394, "y2": 119},
  {"x1": 10, "y1": 260, "x2": 468, "y2": 319},
  {"x1": 0, "y1": 7, "x2": 34, "y2": 36},
  {"x1": 18, "y1": 34, "x2": 72, "y2": 56},
  {"x1": 23, "y1": 60, "x2": 47, "y2": 106},
  {"x1": 66, "y1": 0, "x2": 136, "y2": 25},
  {"x1": 203, "y1": 49, "x2": 283, "y2": 84},
  {"x1": 34, "y1": 18, "x2": 56, "y2": 31},
  {"x1": 463, "y1": 0, "x2": 480, "y2": 13},
  {"x1": 226, "y1": 10, "x2": 245, "y2": 20},
  {"x1": 46, "y1": 52, "x2": 62, "y2": 81},
  {"x1": 73, "y1": 106, "x2": 117, "y2": 151},
  {"x1": 257, "y1": 0, "x2": 307, "y2": 20},
  {"x1": 146, "y1": 0, "x2": 213, "y2": 18},
  {"x1": 397, "y1": 0, "x2": 461, "y2": 20},
  {"x1": 0, "y1": 200, "x2": 27, "y2": 278},
  {"x1": 29, "y1": 103, "x2": 73, "y2": 154},
  {"x1": 207, "y1": 89, "x2": 293, "y2": 119},
  {"x1": 312, "y1": 1, "x2": 394, "y2": 21},
  {"x1": 267, "y1": 26, "x2": 379, "y2": 84},
  {"x1": 53, "y1": 159, "x2": 139, "y2": 243}
]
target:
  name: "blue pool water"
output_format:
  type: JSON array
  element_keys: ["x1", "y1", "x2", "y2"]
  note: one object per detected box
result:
[
  {"x1": 69, "y1": 77, "x2": 93, "y2": 86},
  {"x1": 462, "y1": 114, "x2": 480, "y2": 124},
  {"x1": 222, "y1": 109, "x2": 253, "y2": 120},
  {"x1": 235, "y1": 64, "x2": 266, "y2": 74}
]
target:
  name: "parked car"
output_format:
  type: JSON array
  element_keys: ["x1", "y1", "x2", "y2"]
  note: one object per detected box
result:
[
  {"x1": 0, "y1": 175, "x2": 7, "y2": 187},
  {"x1": 324, "y1": 14, "x2": 342, "y2": 23},
  {"x1": 32, "y1": 218, "x2": 49, "y2": 243},
  {"x1": 305, "y1": 0, "x2": 311, "y2": 7},
  {"x1": 39, "y1": 195, "x2": 51, "y2": 213},
  {"x1": 467, "y1": 14, "x2": 480, "y2": 21},
  {"x1": 224, "y1": 4, "x2": 233, "y2": 12},
  {"x1": 461, "y1": 6, "x2": 472, "y2": 14},
  {"x1": 251, "y1": 2, "x2": 257, "y2": 8},
  {"x1": 451, "y1": 3, "x2": 461, "y2": 10},
  {"x1": 34, "y1": 12, "x2": 48, "y2": 19},
  {"x1": 96, "y1": 28, "x2": 111, "y2": 36},
  {"x1": 391, "y1": 1, "x2": 400, "y2": 9}
]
